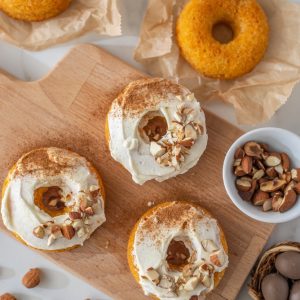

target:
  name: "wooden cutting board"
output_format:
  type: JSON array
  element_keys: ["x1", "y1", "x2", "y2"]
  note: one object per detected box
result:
[{"x1": 0, "y1": 44, "x2": 274, "y2": 300}]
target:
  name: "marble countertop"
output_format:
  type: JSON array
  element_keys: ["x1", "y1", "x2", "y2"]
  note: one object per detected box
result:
[{"x1": 0, "y1": 0, "x2": 300, "y2": 299}]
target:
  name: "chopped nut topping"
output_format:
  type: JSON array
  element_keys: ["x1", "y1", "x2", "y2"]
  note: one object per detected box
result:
[{"x1": 149, "y1": 105, "x2": 204, "y2": 169}]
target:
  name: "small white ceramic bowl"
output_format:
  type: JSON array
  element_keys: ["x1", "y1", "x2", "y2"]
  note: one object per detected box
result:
[{"x1": 223, "y1": 127, "x2": 300, "y2": 224}]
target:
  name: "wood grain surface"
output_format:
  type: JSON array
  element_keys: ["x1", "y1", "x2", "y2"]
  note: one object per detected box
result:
[{"x1": 0, "y1": 44, "x2": 274, "y2": 300}]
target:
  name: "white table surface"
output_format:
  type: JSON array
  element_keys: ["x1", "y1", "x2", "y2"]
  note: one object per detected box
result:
[{"x1": 0, "y1": 1, "x2": 300, "y2": 299}]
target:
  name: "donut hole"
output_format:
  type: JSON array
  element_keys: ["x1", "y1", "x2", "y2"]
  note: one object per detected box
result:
[
  {"x1": 34, "y1": 186, "x2": 67, "y2": 217},
  {"x1": 166, "y1": 239, "x2": 191, "y2": 271},
  {"x1": 138, "y1": 111, "x2": 168, "y2": 143},
  {"x1": 212, "y1": 22, "x2": 234, "y2": 44}
]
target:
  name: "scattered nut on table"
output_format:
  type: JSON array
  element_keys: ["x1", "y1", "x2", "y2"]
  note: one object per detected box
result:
[
  {"x1": 232, "y1": 141, "x2": 300, "y2": 213},
  {"x1": 22, "y1": 268, "x2": 41, "y2": 288},
  {"x1": 0, "y1": 293, "x2": 17, "y2": 300}
]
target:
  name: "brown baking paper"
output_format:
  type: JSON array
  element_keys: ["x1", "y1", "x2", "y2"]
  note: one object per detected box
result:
[
  {"x1": 0, "y1": 0, "x2": 121, "y2": 51},
  {"x1": 135, "y1": 0, "x2": 300, "y2": 125}
]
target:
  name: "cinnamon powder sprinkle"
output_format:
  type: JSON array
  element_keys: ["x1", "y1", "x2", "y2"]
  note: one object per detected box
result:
[
  {"x1": 14, "y1": 148, "x2": 87, "y2": 178},
  {"x1": 136, "y1": 202, "x2": 205, "y2": 244},
  {"x1": 112, "y1": 78, "x2": 190, "y2": 118}
]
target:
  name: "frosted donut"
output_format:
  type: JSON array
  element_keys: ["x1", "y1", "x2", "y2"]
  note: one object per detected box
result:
[
  {"x1": 1, "y1": 147, "x2": 106, "y2": 251},
  {"x1": 176, "y1": 0, "x2": 269, "y2": 79},
  {"x1": 128, "y1": 201, "x2": 229, "y2": 300},
  {"x1": 0, "y1": 0, "x2": 72, "y2": 22},
  {"x1": 106, "y1": 78, "x2": 208, "y2": 185}
]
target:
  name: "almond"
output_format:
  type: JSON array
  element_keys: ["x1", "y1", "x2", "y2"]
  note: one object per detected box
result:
[
  {"x1": 72, "y1": 220, "x2": 83, "y2": 230},
  {"x1": 199, "y1": 263, "x2": 214, "y2": 276},
  {"x1": 0, "y1": 294, "x2": 17, "y2": 300},
  {"x1": 252, "y1": 190, "x2": 270, "y2": 206},
  {"x1": 90, "y1": 186, "x2": 100, "y2": 199},
  {"x1": 260, "y1": 143, "x2": 269, "y2": 152},
  {"x1": 47, "y1": 234, "x2": 56, "y2": 246},
  {"x1": 272, "y1": 194, "x2": 284, "y2": 212},
  {"x1": 294, "y1": 182, "x2": 300, "y2": 194},
  {"x1": 236, "y1": 178, "x2": 252, "y2": 192},
  {"x1": 241, "y1": 156, "x2": 253, "y2": 174},
  {"x1": 33, "y1": 225, "x2": 45, "y2": 239},
  {"x1": 260, "y1": 179, "x2": 286, "y2": 193},
  {"x1": 284, "y1": 180, "x2": 295, "y2": 194},
  {"x1": 84, "y1": 207, "x2": 94, "y2": 216},
  {"x1": 145, "y1": 268, "x2": 160, "y2": 284},
  {"x1": 281, "y1": 153, "x2": 290, "y2": 172},
  {"x1": 182, "y1": 264, "x2": 194, "y2": 278},
  {"x1": 48, "y1": 199, "x2": 58, "y2": 207},
  {"x1": 255, "y1": 159, "x2": 266, "y2": 171},
  {"x1": 150, "y1": 142, "x2": 166, "y2": 158},
  {"x1": 158, "y1": 275, "x2": 175, "y2": 289},
  {"x1": 274, "y1": 164, "x2": 284, "y2": 175},
  {"x1": 243, "y1": 141, "x2": 263, "y2": 157},
  {"x1": 233, "y1": 158, "x2": 242, "y2": 167},
  {"x1": 51, "y1": 225, "x2": 62, "y2": 237},
  {"x1": 264, "y1": 153, "x2": 281, "y2": 167},
  {"x1": 266, "y1": 167, "x2": 277, "y2": 178},
  {"x1": 262, "y1": 199, "x2": 272, "y2": 211},
  {"x1": 184, "y1": 124, "x2": 198, "y2": 140},
  {"x1": 259, "y1": 177, "x2": 269, "y2": 184},
  {"x1": 209, "y1": 250, "x2": 225, "y2": 267},
  {"x1": 200, "y1": 274, "x2": 211, "y2": 288},
  {"x1": 179, "y1": 138, "x2": 194, "y2": 148},
  {"x1": 61, "y1": 224, "x2": 75, "y2": 240},
  {"x1": 238, "y1": 180, "x2": 257, "y2": 202},
  {"x1": 279, "y1": 189, "x2": 297, "y2": 212},
  {"x1": 79, "y1": 197, "x2": 88, "y2": 211},
  {"x1": 69, "y1": 211, "x2": 82, "y2": 220},
  {"x1": 201, "y1": 239, "x2": 218, "y2": 253},
  {"x1": 253, "y1": 169, "x2": 265, "y2": 180},
  {"x1": 291, "y1": 168, "x2": 300, "y2": 182},
  {"x1": 77, "y1": 227, "x2": 86, "y2": 238},
  {"x1": 184, "y1": 277, "x2": 199, "y2": 291},
  {"x1": 22, "y1": 268, "x2": 41, "y2": 288},
  {"x1": 280, "y1": 171, "x2": 292, "y2": 184},
  {"x1": 234, "y1": 165, "x2": 246, "y2": 177},
  {"x1": 234, "y1": 147, "x2": 245, "y2": 159}
]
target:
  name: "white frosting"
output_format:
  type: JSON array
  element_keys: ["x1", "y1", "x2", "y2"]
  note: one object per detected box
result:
[
  {"x1": 1, "y1": 148, "x2": 106, "y2": 250},
  {"x1": 108, "y1": 93, "x2": 208, "y2": 185},
  {"x1": 132, "y1": 202, "x2": 228, "y2": 300}
]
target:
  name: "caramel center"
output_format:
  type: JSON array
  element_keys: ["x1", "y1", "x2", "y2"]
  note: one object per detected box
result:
[
  {"x1": 166, "y1": 239, "x2": 190, "y2": 270},
  {"x1": 34, "y1": 186, "x2": 67, "y2": 217},
  {"x1": 143, "y1": 116, "x2": 168, "y2": 142},
  {"x1": 139, "y1": 111, "x2": 168, "y2": 143}
]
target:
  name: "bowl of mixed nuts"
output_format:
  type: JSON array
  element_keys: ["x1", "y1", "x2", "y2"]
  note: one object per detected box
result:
[{"x1": 223, "y1": 127, "x2": 300, "y2": 223}]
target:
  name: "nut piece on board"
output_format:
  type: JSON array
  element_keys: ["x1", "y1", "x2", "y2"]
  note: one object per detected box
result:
[
  {"x1": 22, "y1": 268, "x2": 41, "y2": 289},
  {"x1": 0, "y1": 294, "x2": 17, "y2": 300}
]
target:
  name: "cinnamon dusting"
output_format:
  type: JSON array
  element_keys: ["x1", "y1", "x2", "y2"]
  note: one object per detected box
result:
[
  {"x1": 112, "y1": 78, "x2": 189, "y2": 118},
  {"x1": 14, "y1": 148, "x2": 85, "y2": 178}
]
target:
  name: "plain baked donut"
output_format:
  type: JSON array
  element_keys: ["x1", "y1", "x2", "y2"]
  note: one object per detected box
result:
[
  {"x1": 176, "y1": 0, "x2": 269, "y2": 80},
  {"x1": 0, "y1": 0, "x2": 72, "y2": 22}
]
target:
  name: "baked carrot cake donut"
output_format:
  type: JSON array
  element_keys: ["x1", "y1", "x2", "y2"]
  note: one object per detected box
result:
[
  {"x1": 128, "y1": 201, "x2": 228, "y2": 299},
  {"x1": 1, "y1": 147, "x2": 105, "y2": 251},
  {"x1": 106, "y1": 78, "x2": 208, "y2": 185},
  {"x1": 0, "y1": 0, "x2": 72, "y2": 22},
  {"x1": 176, "y1": 0, "x2": 269, "y2": 79}
]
